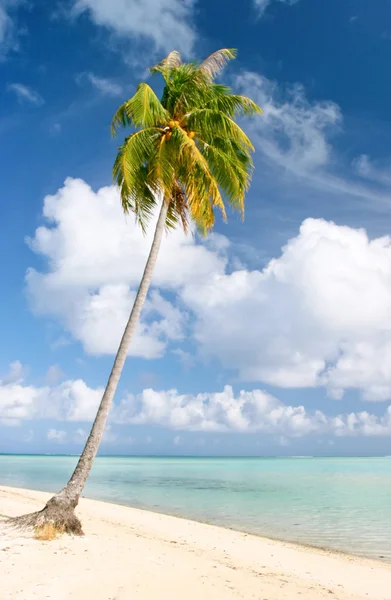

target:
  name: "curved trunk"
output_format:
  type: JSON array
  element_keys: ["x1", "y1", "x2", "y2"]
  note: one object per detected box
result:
[{"x1": 21, "y1": 200, "x2": 169, "y2": 535}]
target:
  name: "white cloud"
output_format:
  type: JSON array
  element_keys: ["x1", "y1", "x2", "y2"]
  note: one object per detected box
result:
[
  {"x1": 77, "y1": 72, "x2": 123, "y2": 96},
  {"x1": 0, "y1": 369, "x2": 102, "y2": 425},
  {"x1": 236, "y1": 71, "x2": 341, "y2": 172},
  {"x1": 183, "y1": 218, "x2": 391, "y2": 400},
  {"x1": 7, "y1": 83, "x2": 44, "y2": 105},
  {"x1": 2, "y1": 365, "x2": 391, "y2": 438},
  {"x1": 47, "y1": 429, "x2": 67, "y2": 443},
  {"x1": 26, "y1": 178, "x2": 391, "y2": 400},
  {"x1": 254, "y1": 0, "x2": 300, "y2": 17},
  {"x1": 72, "y1": 0, "x2": 196, "y2": 56},
  {"x1": 26, "y1": 178, "x2": 226, "y2": 359},
  {"x1": 236, "y1": 72, "x2": 391, "y2": 207},
  {"x1": 354, "y1": 154, "x2": 391, "y2": 187},
  {"x1": 113, "y1": 385, "x2": 322, "y2": 434},
  {"x1": 113, "y1": 384, "x2": 391, "y2": 437}
]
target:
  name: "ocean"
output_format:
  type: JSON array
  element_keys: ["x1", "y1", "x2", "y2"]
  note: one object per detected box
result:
[{"x1": 1, "y1": 455, "x2": 390, "y2": 561}]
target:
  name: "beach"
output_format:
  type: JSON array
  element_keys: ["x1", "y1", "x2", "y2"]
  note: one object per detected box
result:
[{"x1": 1, "y1": 486, "x2": 391, "y2": 600}]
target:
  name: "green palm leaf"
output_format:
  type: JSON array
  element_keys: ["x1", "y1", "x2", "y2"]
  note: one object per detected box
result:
[
  {"x1": 112, "y1": 48, "x2": 261, "y2": 235},
  {"x1": 111, "y1": 83, "x2": 169, "y2": 135}
]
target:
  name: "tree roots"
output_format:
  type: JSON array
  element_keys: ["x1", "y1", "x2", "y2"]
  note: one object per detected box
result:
[{"x1": 6, "y1": 495, "x2": 84, "y2": 537}]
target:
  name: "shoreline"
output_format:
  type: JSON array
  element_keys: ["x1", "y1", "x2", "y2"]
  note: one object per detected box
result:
[
  {"x1": 1, "y1": 481, "x2": 387, "y2": 564},
  {"x1": 1, "y1": 486, "x2": 391, "y2": 599}
]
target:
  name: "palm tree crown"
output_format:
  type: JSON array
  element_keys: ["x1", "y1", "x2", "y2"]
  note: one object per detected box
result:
[{"x1": 112, "y1": 49, "x2": 262, "y2": 235}]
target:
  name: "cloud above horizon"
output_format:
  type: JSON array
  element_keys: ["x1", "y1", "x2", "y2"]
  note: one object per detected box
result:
[
  {"x1": 2, "y1": 363, "x2": 391, "y2": 438},
  {"x1": 184, "y1": 218, "x2": 391, "y2": 400}
]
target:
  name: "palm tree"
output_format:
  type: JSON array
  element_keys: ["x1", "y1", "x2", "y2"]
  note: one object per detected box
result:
[{"x1": 13, "y1": 49, "x2": 261, "y2": 535}]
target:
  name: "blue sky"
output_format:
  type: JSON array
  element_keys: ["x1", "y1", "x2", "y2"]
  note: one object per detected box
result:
[{"x1": 2, "y1": 0, "x2": 391, "y2": 456}]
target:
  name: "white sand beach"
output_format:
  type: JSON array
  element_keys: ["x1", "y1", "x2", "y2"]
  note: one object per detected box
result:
[{"x1": 1, "y1": 485, "x2": 390, "y2": 600}]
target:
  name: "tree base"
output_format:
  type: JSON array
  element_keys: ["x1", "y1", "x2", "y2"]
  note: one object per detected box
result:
[{"x1": 7, "y1": 495, "x2": 84, "y2": 537}]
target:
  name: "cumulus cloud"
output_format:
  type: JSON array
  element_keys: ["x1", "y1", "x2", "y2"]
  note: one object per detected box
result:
[
  {"x1": 26, "y1": 178, "x2": 226, "y2": 359},
  {"x1": 7, "y1": 83, "x2": 44, "y2": 105},
  {"x1": 71, "y1": 0, "x2": 196, "y2": 56},
  {"x1": 0, "y1": 364, "x2": 102, "y2": 426},
  {"x1": 113, "y1": 385, "x2": 320, "y2": 434},
  {"x1": 25, "y1": 177, "x2": 391, "y2": 401},
  {"x1": 2, "y1": 364, "x2": 391, "y2": 438},
  {"x1": 184, "y1": 218, "x2": 391, "y2": 400},
  {"x1": 113, "y1": 385, "x2": 391, "y2": 437}
]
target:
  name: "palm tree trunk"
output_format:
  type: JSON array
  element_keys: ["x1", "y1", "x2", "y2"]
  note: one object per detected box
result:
[{"x1": 14, "y1": 199, "x2": 169, "y2": 535}]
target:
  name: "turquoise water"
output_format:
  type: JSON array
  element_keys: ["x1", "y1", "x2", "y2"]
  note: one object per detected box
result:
[{"x1": 1, "y1": 455, "x2": 390, "y2": 561}]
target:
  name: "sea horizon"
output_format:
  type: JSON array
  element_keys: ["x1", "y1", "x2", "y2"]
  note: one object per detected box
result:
[{"x1": 2, "y1": 452, "x2": 391, "y2": 458}]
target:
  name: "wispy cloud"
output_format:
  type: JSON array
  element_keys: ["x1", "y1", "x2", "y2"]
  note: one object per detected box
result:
[
  {"x1": 47, "y1": 428, "x2": 67, "y2": 443},
  {"x1": 7, "y1": 83, "x2": 44, "y2": 105},
  {"x1": 0, "y1": 0, "x2": 25, "y2": 56},
  {"x1": 236, "y1": 71, "x2": 391, "y2": 210},
  {"x1": 253, "y1": 0, "x2": 300, "y2": 17},
  {"x1": 76, "y1": 72, "x2": 123, "y2": 97},
  {"x1": 353, "y1": 154, "x2": 391, "y2": 187},
  {"x1": 71, "y1": 0, "x2": 196, "y2": 57}
]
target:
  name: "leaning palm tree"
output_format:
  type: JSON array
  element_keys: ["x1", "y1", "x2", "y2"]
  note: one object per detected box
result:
[{"x1": 12, "y1": 49, "x2": 261, "y2": 535}]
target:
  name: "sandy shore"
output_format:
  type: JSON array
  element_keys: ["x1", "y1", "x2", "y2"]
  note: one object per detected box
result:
[{"x1": 1, "y1": 486, "x2": 390, "y2": 600}]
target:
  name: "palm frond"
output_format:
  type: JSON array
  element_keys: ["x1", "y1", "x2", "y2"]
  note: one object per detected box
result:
[
  {"x1": 187, "y1": 108, "x2": 254, "y2": 150},
  {"x1": 111, "y1": 83, "x2": 169, "y2": 135},
  {"x1": 196, "y1": 137, "x2": 252, "y2": 216},
  {"x1": 151, "y1": 50, "x2": 182, "y2": 74},
  {"x1": 198, "y1": 48, "x2": 237, "y2": 80},
  {"x1": 161, "y1": 64, "x2": 211, "y2": 115},
  {"x1": 112, "y1": 127, "x2": 164, "y2": 230},
  {"x1": 169, "y1": 125, "x2": 227, "y2": 230},
  {"x1": 204, "y1": 89, "x2": 262, "y2": 117}
]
